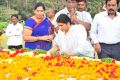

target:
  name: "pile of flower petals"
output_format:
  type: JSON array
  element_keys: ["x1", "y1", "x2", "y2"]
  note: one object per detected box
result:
[{"x1": 0, "y1": 50, "x2": 120, "y2": 80}]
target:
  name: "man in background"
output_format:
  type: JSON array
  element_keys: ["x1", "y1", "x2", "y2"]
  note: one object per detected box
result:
[
  {"x1": 6, "y1": 14, "x2": 23, "y2": 49},
  {"x1": 76, "y1": 0, "x2": 92, "y2": 30},
  {"x1": 76, "y1": 0, "x2": 92, "y2": 41},
  {"x1": 47, "y1": 8, "x2": 57, "y2": 25},
  {"x1": 53, "y1": 0, "x2": 91, "y2": 31}
]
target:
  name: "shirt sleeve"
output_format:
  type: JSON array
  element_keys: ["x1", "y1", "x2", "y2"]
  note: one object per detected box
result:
[
  {"x1": 53, "y1": 30, "x2": 68, "y2": 52},
  {"x1": 77, "y1": 11, "x2": 92, "y2": 24},
  {"x1": 90, "y1": 14, "x2": 99, "y2": 44},
  {"x1": 75, "y1": 25, "x2": 87, "y2": 45},
  {"x1": 85, "y1": 12, "x2": 92, "y2": 24},
  {"x1": 5, "y1": 24, "x2": 15, "y2": 37},
  {"x1": 53, "y1": 34, "x2": 59, "y2": 46},
  {"x1": 73, "y1": 41, "x2": 94, "y2": 58},
  {"x1": 72, "y1": 25, "x2": 94, "y2": 57}
]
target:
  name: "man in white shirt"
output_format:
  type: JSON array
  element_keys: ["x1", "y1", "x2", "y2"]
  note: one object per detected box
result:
[
  {"x1": 90, "y1": 0, "x2": 120, "y2": 60},
  {"x1": 76, "y1": 0, "x2": 92, "y2": 40},
  {"x1": 6, "y1": 14, "x2": 23, "y2": 49},
  {"x1": 53, "y1": 0, "x2": 91, "y2": 31},
  {"x1": 76, "y1": 0, "x2": 92, "y2": 29},
  {"x1": 48, "y1": 14, "x2": 94, "y2": 58}
]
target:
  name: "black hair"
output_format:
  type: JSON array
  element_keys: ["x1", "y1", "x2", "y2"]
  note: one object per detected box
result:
[
  {"x1": 11, "y1": 14, "x2": 18, "y2": 19},
  {"x1": 105, "y1": 0, "x2": 119, "y2": 6},
  {"x1": 56, "y1": 14, "x2": 72, "y2": 24},
  {"x1": 76, "y1": 0, "x2": 87, "y2": 3},
  {"x1": 55, "y1": 10, "x2": 57, "y2": 14},
  {"x1": 34, "y1": 2, "x2": 45, "y2": 10}
]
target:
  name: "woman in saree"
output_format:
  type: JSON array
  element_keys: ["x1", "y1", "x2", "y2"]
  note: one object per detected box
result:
[{"x1": 23, "y1": 2, "x2": 54, "y2": 50}]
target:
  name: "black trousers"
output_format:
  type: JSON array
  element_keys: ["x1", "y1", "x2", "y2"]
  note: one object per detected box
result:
[
  {"x1": 98, "y1": 43, "x2": 120, "y2": 61},
  {"x1": 8, "y1": 45, "x2": 23, "y2": 50}
]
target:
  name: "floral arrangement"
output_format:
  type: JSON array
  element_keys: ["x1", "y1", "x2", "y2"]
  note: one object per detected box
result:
[{"x1": 0, "y1": 49, "x2": 120, "y2": 80}]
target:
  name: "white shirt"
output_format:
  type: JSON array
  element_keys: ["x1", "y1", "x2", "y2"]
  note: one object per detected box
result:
[
  {"x1": 6, "y1": 23, "x2": 23, "y2": 46},
  {"x1": 54, "y1": 25, "x2": 94, "y2": 57},
  {"x1": 90, "y1": 11, "x2": 120, "y2": 44},
  {"x1": 53, "y1": 7, "x2": 92, "y2": 27},
  {"x1": 77, "y1": 11, "x2": 92, "y2": 24}
]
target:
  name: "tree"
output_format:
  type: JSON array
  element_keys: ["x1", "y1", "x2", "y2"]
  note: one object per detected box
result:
[
  {"x1": 37, "y1": 0, "x2": 65, "y2": 11},
  {"x1": 0, "y1": 6, "x2": 18, "y2": 21},
  {"x1": 9, "y1": 0, "x2": 37, "y2": 20},
  {"x1": 0, "y1": 0, "x2": 117, "y2": 21},
  {"x1": 87, "y1": 0, "x2": 105, "y2": 17}
]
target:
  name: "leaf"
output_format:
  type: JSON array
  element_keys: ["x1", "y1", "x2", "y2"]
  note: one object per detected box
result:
[
  {"x1": 101, "y1": 58, "x2": 112, "y2": 63},
  {"x1": 33, "y1": 49, "x2": 46, "y2": 55},
  {"x1": 23, "y1": 48, "x2": 31, "y2": 52},
  {"x1": 51, "y1": 51, "x2": 58, "y2": 56},
  {"x1": 61, "y1": 54, "x2": 69, "y2": 57},
  {"x1": 11, "y1": 48, "x2": 16, "y2": 51}
]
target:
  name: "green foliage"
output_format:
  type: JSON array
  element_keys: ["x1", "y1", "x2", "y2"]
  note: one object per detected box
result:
[
  {"x1": 0, "y1": 22, "x2": 8, "y2": 28},
  {"x1": 1, "y1": 0, "x2": 119, "y2": 21},
  {"x1": 101, "y1": 58, "x2": 113, "y2": 63},
  {"x1": 51, "y1": 51, "x2": 69, "y2": 57},
  {"x1": 86, "y1": 0, "x2": 105, "y2": 17},
  {"x1": 33, "y1": 49, "x2": 46, "y2": 55},
  {"x1": 23, "y1": 48, "x2": 31, "y2": 52},
  {"x1": 19, "y1": 20, "x2": 25, "y2": 26},
  {"x1": 51, "y1": 51, "x2": 58, "y2": 56},
  {"x1": 8, "y1": 0, "x2": 36, "y2": 20},
  {"x1": 0, "y1": 6, "x2": 18, "y2": 21},
  {"x1": 38, "y1": 0, "x2": 65, "y2": 11},
  {"x1": 0, "y1": 22, "x2": 8, "y2": 35},
  {"x1": 61, "y1": 54, "x2": 69, "y2": 57},
  {"x1": 0, "y1": 0, "x2": 65, "y2": 21},
  {"x1": 11, "y1": 48, "x2": 16, "y2": 51}
]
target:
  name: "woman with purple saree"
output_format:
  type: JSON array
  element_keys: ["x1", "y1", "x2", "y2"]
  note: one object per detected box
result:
[{"x1": 23, "y1": 2, "x2": 54, "y2": 50}]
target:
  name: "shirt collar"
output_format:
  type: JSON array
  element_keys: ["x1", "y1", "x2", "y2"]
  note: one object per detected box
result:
[
  {"x1": 104, "y1": 11, "x2": 119, "y2": 17},
  {"x1": 64, "y1": 7, "x2": 69, "y2": 14},
  {"x1": 11, "y1": 22, "x2": 19, "y2": 26}
]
